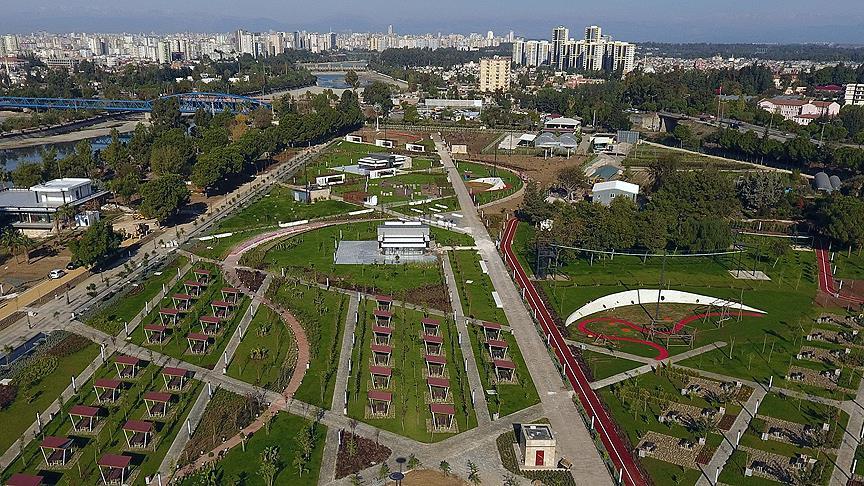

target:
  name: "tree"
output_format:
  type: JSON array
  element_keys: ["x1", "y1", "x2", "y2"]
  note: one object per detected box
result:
[
  {"x1": 0, "y1": 227, "x2": 33, "y2": 264},
  {"x1": 519, "y1": 182, "x2": 551, "y2": 225},
  {"x1": 439, "y1": 460, "x2": 451, "y2": 476},
  {"x1": 68, "y1": 219, "x2": 123, "y2": 269},
  {"x1": 556, "y1": 166, "x2": 588, "y2": 195},
  {"x1": 737, "y1": 172, "x2": 786, "y2": 214},
  {"x1": 149, "y1": 145, "x2": 187, "y2": 176},
  {"x1": 363, "y1": 81, "x2": 394, "y2": 115},
  {"x1": 102, "y1": 128, "x2": 127, "y2": 171},
  {"x1": 403, "y1": 104, "x2": 420, "y2": 124},
  {"x1": 151, "y1": 97, "x2": 182, "y2": 133},
  {"x1": 467, "y1": 460, "x2": 481, "y2": 485},
  {"x1": 672, "y1": 124, "x2": 699, "y2": 150},
  {"x1": 11, "y1": 162, "x2": 43, "y2": 188},
  {"x1": 108, "y1": 172, "x2": 140, "y2": 203},
  {"x1": 139, "y1": 174, "x2": 190, "y2": 223},
  {"x1": 192, "y1": 146, "x2": 244, "y2": 191},
  {"x1": 818, "y1": 194, "x2": 864, "y2": 249},
  {"x1": 258, "y1": 446, "x2": 280, "y2": 486},
  {"x1": 344, "y1": 70, "x2": 360, "y2": 90},
  {"x1": 250, "y1": 107, "x2": 273, "y2": 129}
]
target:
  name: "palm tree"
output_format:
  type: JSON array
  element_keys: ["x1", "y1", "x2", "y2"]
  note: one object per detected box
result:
[{"x1": 54, "y1": 204, "x2": 77, "y2": 234}]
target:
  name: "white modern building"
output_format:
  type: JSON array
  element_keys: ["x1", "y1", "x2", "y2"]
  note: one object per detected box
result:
[
  {"x1": 377, "y1": 221, "x2": 431, "y2": 256},
  {"x1": 0, "y1": 178, "x2": 108, "y2": 236},
  {"x1": 845, "y1": 84, "x2": 864, "y2": 106},
  {"x1": 591, "y1": 180, "x2": 639, "y2": 206},
  {"x1": 357, "y1": 153, "x2": 411, "y2": 170},
  {"x1": 543, "y1": 116, "x2": 582, "y2": 132}
]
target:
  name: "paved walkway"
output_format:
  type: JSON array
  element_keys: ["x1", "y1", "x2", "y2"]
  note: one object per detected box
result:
[
  {"x1": 566, "y1": 340, "x2": 654, "y2": 364},
  {"x1": 590, "y1": 342, "x2": 728, "y2": 389},
  {"x1": 441, "y1": 251, "x2": 491, "y2": 425},
  {"x1": 695, "y1": 387, "x2": 767, "y2": 486},
  {"x1": 833, "y1": 370, "x2": 864, "y2": 484},
  {"x1": 319, "y1": 291, "x2": 361, "y2": 485},
  {"x1": 156, "y1": 386, "x2": 211, "y2": 481},
  {"x1": 434, "y1": 134, "x2": 613, "y2": 485}
]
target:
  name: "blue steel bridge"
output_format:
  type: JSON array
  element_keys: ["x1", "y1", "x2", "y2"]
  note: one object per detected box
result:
[{"x1": 0, "y1": 92, "x2": 271, "y2": 114}]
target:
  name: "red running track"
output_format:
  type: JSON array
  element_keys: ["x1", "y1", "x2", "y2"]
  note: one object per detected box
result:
[
  {"x1": 501, "y1": 218, "x2": 648, "y2": 486},
  {"x1": 815, "y1": 247, "x2": 864, "y2": 305},
  {"x1": 577, "y1": 311, "x2": 765, "y2": 361}
]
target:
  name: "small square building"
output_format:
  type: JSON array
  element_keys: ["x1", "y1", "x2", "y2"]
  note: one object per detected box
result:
[
  {"x1": 519, "y1": 423, "x2": 557, "y2": 469},
  {"x1": 591, "y1": 180, "x2": 639, "y2": 207}
]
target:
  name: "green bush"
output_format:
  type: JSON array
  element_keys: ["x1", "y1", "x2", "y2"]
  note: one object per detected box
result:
[{"x1": 13, "y1": 356, "x2": 59, "y2": 388}]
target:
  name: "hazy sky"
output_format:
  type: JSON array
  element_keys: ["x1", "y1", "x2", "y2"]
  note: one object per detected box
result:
[{"x1": 2, "y1": 0, "x2": 863, "y2": 43}]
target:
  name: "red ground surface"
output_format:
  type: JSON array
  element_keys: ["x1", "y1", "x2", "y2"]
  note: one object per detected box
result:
[{"x1": 816, "y1": 247, "x2": 864, "y2": 306}]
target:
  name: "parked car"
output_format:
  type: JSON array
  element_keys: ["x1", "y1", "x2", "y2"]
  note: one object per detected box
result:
[{"x1": 48, "y1": 269, "x2": 66, "y2": 279}]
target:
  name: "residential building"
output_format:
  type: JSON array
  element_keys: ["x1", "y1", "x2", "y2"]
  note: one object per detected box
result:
[
  {"x1": 552, "y1": 26, "x2": 568, "y2": 70},
  {"x1": 545, "y1": 24, "x2": 635, "y2": 74},
  {"x1": 479, "y1": 57, "x2": 510, "y2": 92},
  {"x1": 757, "y1": 98, "x2": 841, "y2": 125},
  {"x1": 543, "y1": 116, "x2": 582, "y2": 132},
  {"x1": 845, "y1": 84, "x2": 864, "y2": 106},
  {"x1": 591, "y1": 180, "x2": 639, "y2": 206}
]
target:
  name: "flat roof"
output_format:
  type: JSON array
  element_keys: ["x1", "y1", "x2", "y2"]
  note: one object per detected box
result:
[
  {"x1": 486, "y1": 339, "x2": 509, "y2": 348},
  {"x1": 94, "y1": 378, "x2": 121, "y2": 389},
  {"x1": 173, "y1": 293, "x2": 193, "y2": 300},
  {"x1": 370, "y1": 344, "x2": 393, "y2": 354},
  {"x1": 493, "y1": 359, "x2": 516, "y2": 369},
  {"x1": 373, "y1": 310, "x2": 393, "y2": 318},
  {"x1": 69, "y1": 405, "x2": 99, "y2": 417},
  {"x1": 210, "y1": 300, "x2": 232, "y2": 307},
  {"x1": 423, "y1": 334, "x2": 443, "y2": 344},
  {"x1": 144, "y1": 324, "x2": 167, "y2": 332},
  {"x1": 426, "y1": 377, "x2": 450, "y2": 388},
  {"x1": 123, "y1": 420, "x2": 153, "y2": 433},
  {"x1": 421, "y1": 318, "x2": 440, "y2": 326},
  {"x1": 425, "y1": 354, "x2": 447, "y2": 364},
  {"x1": 523, "y1": 423, "x2": 553, "y2": 441},
  {"x1": 199, "y1": 315, "x2": 221, "y2": 324},
  {"x1": 159, "y1": 308, "x2": 180, "y2": 315},
  {"x1": 375, "y1": 295, "x2": 393, "y2": 302},
  {"x1": 6, "y1": 474, "x2": 45, "y2": 486},
  {"x1": 40, "y1": 436, "x2": 73, "y2": 449},
  {"x1": 482, "y1": 322, "x2": 502, "y2": 330},
  {"x1": 592, "y1": 180, "x2": 639, "y2": 194},
  {"x1": 430, "y1": 403, "x2": 455, "y2": 415},
  {"x1": 187, "y1": 332, "x2": 209, "y2": 341},
  {"x1": 368, "y1": 390, "x2": 392, "y2": 401},
  {"x1": 29, "y1": 178, "x2": 91, "y2": 192},
  {"x1": 115, "y1": 355, "x2": 140, "y2": 365},
  {"x1": 162, "y1": 367, "x2": 188, "y2": 377},
  {"x1": 369, "y1": 366, "x2": 392, "y2": 376},
  {"x1": 372, "y1": 325, "x2": 393, "y2": 334},
  {"x1": 143, "y1": 391, "x2": 172, "y2": 402}
]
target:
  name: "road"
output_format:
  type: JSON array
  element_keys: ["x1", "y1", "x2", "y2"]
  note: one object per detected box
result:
[{"x1": 433, "y1": 133, "x2": 615, "y2": 484}]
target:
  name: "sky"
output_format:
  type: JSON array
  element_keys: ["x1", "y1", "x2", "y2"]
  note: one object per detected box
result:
[{"x1": 1, "y1": 0, "x2": 863, "y2": 44}]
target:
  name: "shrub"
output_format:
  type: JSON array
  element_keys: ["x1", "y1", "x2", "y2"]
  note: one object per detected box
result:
[
  {"x1": 0, "y1": 384, "x2": 18, "y2": 409},
  {"x1": 47, "y1": 334, "x2": 91, "y2": 358},
  {"x1": 13, "y1": 356, "x2": 58, "y2": 388}
]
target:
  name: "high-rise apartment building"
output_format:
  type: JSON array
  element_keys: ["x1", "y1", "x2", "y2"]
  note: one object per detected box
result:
[
  {"x1": 552, "y1": 26, "x2": 568, "y2": 70},
  {"x1": 846, "y1": 84, "x2": 864, "y2": 106},
  {"x1": 512, "y1": 39, "x2": 552, "y2": 67},
  {"x1": 479, "y1": 56, "x2": 510, "y2": 92}
]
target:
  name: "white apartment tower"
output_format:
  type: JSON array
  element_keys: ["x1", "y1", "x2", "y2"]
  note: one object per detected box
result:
[
  {"x1": 479, "y1": 57, "x2": 510, "y2": 92},
  {"x1": 553, "y1": 25, "x2": 636, "y2": 74},
  {"x1": 845, "y1": 84, "x2": 864, "y2": 106},
  {"x1": 552, "y1": 26, "x2": 569, "y2": 70}
]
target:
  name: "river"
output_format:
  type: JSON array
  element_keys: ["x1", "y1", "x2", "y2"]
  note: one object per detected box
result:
[{"x1": 1, "y1": 133, "x2": 131, "y2": 173}]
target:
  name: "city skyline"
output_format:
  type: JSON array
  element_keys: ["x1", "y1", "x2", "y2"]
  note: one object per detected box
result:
[{"x1": 1, "y1": 0, "x2": 864, "y2": 43}]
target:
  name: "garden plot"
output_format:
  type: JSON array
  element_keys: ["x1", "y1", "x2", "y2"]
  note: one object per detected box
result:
[
  {"x1": 637, "y1": 431, "x2": 707, "y2": 469},
  {"x1": 738, "y1": 446, "x2": 820, "y2": 484},
  {"x1": 785, "y1": 365, "x2": 853, "y2": 393},
  {"x1": 756, "y1": 415, "x2": 835, "y2": 451}
]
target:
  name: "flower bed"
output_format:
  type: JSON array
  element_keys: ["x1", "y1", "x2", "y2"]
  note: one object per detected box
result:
[{"x1": 335, "y1": 431, "x2": 391, "y2": 479}]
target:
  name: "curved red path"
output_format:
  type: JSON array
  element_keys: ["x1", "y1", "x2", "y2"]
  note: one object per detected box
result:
[
  {"x1": 816, "y1": 247, "x2": 864, "y2": 305},
  {"x1": 501, "y1": 218, "x2": 648, "y2": 486},
  {"x1": 577, "y1": 311, "x2": 765, "y2": 361}
]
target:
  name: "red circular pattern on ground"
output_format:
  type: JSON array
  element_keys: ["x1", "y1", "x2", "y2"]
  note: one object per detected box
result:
[{"x1": 576, "y1": 311, "x2": 765, "y2": 361}]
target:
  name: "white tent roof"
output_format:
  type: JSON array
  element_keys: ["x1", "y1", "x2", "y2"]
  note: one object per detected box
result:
[{"x1": 591, "y1": 180, "x2": 639, "y2": 195}]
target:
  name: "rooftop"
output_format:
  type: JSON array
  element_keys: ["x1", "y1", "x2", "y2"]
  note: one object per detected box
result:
[
  {"x1": 523, "y1": 423, "x2": 554, "y2": 441},
  {"x1": 592, "y1": 180, "x2": 640, "y2": 194},
  {"x1": 30, "y1": 178, "x2": 91, "y2": 192}
]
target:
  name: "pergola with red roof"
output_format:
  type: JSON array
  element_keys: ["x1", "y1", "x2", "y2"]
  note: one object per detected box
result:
[
  {"x1": 193, "y1": 268, "x2": 211, "y2": 283},
  {"x1": 486, "y1": 339, "x2": 509, "y2": 360},
  {"x1": 69, "y1": 405, "x2": 100, "y2": 432},
  {"x1": 199, "y1": 315, "x2": 221, "y2": 335},
  {"x1": 375, "y1": 295, "x2": 393, "y2": 311},
  {"x1": 210, "y1": 300, "x2": 233, "y2": 318},
  {"x1": 162, "y1": 367, "x2": 189, "y2": 391},
  {"x1": 493, "y1": 359, "x2": 516, "y2": 382},
  {"x1": 482, "y1": 322, "x2": 502, "y2": 341},
  {"x1": 158, "y1": 308, "x2": 180, "y2": 326},
  {"x1": 373, "y1": 309, "x2": 393, "y2": 327},
  {"x1": 40, "y1": 436, "x2": 74, "y2": 466},
  {"x1": 122, "y1": 420, "x2": 154, "y2": 449},
  {"x1": 171, "y1": 294, "x2": 193, "y2": 311},
  {"x1": 114, "y1": 355, "x2": 141, "y2": 379},
  {"x1": 430, "y1": 403, "x2": 455, "y2": 430},
  {"x1": 372, "y1": 325, "x2": 392, "y2": 346},
  {"x1": 97, "y1": 454, "x2": 131, "y2": 485},
  {"x1": 143, "y1": 391, "x2": 172, "y2": 418},
  {"x1": 183, "y1": 280, "x2": 205, "y2": 296},
  {"x1": 221, "y1": 287, "x2": 240, "y2": 304},
  {"x1": 186, "y1": 333, "x2": 211, "y2": 354},
  {"x1": 425, "y1": 354, "x2": 447, "y2": 377},
  {"x1": 93, "y1": 378, "x2": 122, "y2": 403},
  {"x1": 421, "y1": 318, "x2": 440, "y2": 336},
  {"x1": 423, "y1": 334, "x2": 444, "y2": 356},
  {"x1": 370, "y1": 344, "x2": 392, "y2": 366},
  {"x1": 368, "y1": 390, "x2": 392, "y2": 416},
  {"x1": 143, "y1": 324, "x2": 168, "y2": 344},
  {"x1": 427, "y1": 377, "x2": 450, "y2": 402},
  {"x1": 369, "y1": 366, "x2": 392, "y2": 389},
  {"x1": 5, "y1": 474, "x2": 44, "y2": 486}
]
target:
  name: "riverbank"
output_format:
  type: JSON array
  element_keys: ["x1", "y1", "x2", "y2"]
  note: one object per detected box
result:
[{"x1": 0, "y1": 116, "x2": 144, "y2": 150}]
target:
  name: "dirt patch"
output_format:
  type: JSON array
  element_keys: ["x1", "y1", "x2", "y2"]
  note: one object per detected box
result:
[
  {"x1": 388, "y1": 470, "x2": 468, "y2": 486},
  {"x1": 402, "y1": 284, "x2": 451, "y2": 312},
  {"x1": 440, "y1": 131, "x2": 499, "y2": 155},
  {"x1": 336, "y1": 431, "x2": 392, "y2": 479},
  {"x1": 354, "y1": 127, "x2": 427, "y2": 147},
  {"x1": 0, "y1": 246, "x2": 72, "y2": 290},
  {"x1": 470, "y1": 153, "x2": 588, "y2": 186}
]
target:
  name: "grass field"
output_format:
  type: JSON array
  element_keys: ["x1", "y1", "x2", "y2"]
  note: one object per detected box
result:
[
  {"x1": 0, "y1": 338, "x2": 99, "y2": 453},
  {"x1": 390, "y1": 196, "x2": 460, "y2": 218},
  {"x1": 449, "y1": 250, "x2": 507, "y2": 323},
  {"x1": 227, "y1": 305, "x2": 296, "y2": 392},
  {"x1": 260, "y1": 221, "x2": 462, "y2": 299},
  {"x1": 2, "y1": 361, "x2": 202, "y2": 485},
  {"x1": 179, "y1": 412, "x2": 326, "y2": 486},
  {"x1": 187, "y1": 186, "x2": 356, "y2": 260},
  {"x1": 622, "y1": 142, "x2": 752, "y2": 170},
  {"x1": 268, "y1": 281, "x2": 347, "y2": 409},
  {"x1": 128, "y1": 264, "x2": 250, "y2": 370},
  {"x1": 453, "y1": 160, "x2": 523, "y2": 206},
  {"x1": 579, "y1": 350, "x2": 644, "y2": 381},
  {"x1": 87, "y1": 255, "x2": 189, "y2": 335},
  {"x1": 832, "y1": 249, "x2": 864, "y2": 280},
  {"x1": 330, "y1": 170, "x2": 455, "y2": 205},
  {"x1": 346, "y1": 299, "x2": 477, "y2": 442}
]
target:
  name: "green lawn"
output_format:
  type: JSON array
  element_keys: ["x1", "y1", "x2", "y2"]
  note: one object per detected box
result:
[
  {"x1": 129, "y1": 264, "x2": 250, "y2": 370},
  {"x1": 833, "y1": 249, "x2": 864, "y2": 280},
  {"x1": 227, "y1": 305, "x2": 296, "y2": 392},
  {"x1": 391, "y1": 196, "x2": 460, "y2": 218},
  {"x1": 2, "y1": 361, "x2": 202, "y2": 485},
  {"x1": 0, "y1": 336, "x2": 99, "y2": 453},
  {"x1": 623, "y1": 142, "x2": 751, "y2": 170},
  {"x1": 187, "y1": 186, "x2": 356, "y2": 260},
  {"x1": 346, "y1": 299, "x2": 477, "y2": 442},
  {"x1": 87, "y1": 255, "x2": 189, "y2": 335},
  {"x1": 579, "y1": 350, "x2": 644, "y2": 382},
  {"x1": 449, "y1": 250, "x2": 507, "y2": 323},
  {"x1": 453, "y1": 160, "x2": 523, "y2": 206},
  {"x1": 178, "y1": 412, "x2": 327, "y2": 486},
  {"x1": 331, "y1": 171, "x2": 454, "y2": 205},
  {"x1": 259, "y1": 221, "x2": 458, "y2": 302},
  {"x1": 267, "y1": 281, "x2": 347, "y2": 409}
]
